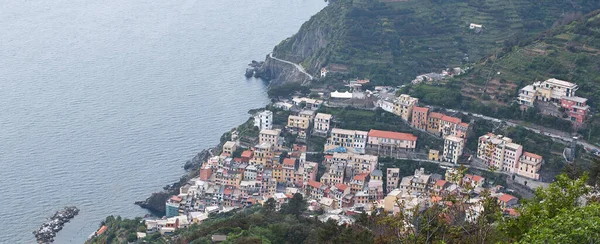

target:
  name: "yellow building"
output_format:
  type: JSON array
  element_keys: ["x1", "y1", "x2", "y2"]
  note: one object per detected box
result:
[
  {"x1": 251, "y1": 142, "x2": 274, "y2": 166},
  {"x1": 393, "y1": 94, "x2": 419, "y2": 121},
  {"x1": 428, "y1": 149, "x2": 440, "y2": 161},
  {"x1": 287, "y1": 115, "x2": 310, "y2": 138},
  {"x1": 222, "y1": 141, "x2": 237, "y2": 156}
]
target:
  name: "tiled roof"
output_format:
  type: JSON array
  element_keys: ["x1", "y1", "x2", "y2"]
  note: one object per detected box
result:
[
  {"x1": 308, "y1": 180, "x2": 322, "y2": 189},
  {"x1": 435, "y1": 180, "x2": 447, "y2": 187},
  {"x1": 283, "y1": 158, "x2": 296, "y2": 166},
  {"x1": 241, "y1": 150, "x2": 253, "y2": 158},
  {"x1": 354, "y1": 173, "x2": 369, "y2": 181},
  {"x1": 471, "y1": 175, "x2": 484, "y2": 182},
  {"x1": 368, "y1": 129, "x2": 417, "y2": 141},
  {"x1": 429, "y1": 112, "x2": 444, "y2": 119},
  {"x1": 498, "y1": 194, "x2": 517, "y2": 203},
  {"x1": 523, "y1": 152, "x2": 542, "y2": 160},
  {"x1": 336, "y1": 184, "x2": 349, "y2": 191},
  {"x1": 441, "y1": 115, "x2": 461, "y2": 124},
  {"x1": 413, "y1": 106, "x2": 429, "y2": 113}
]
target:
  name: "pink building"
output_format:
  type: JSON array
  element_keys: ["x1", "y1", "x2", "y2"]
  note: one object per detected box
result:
[
  {"x1": 411, "y1": 106, "x2": 429, "y2": 130},
  {"x1": 560, "y1": 96, "x2": 589, "y2": 124}
]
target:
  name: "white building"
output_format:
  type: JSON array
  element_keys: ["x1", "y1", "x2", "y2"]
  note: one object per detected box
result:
[
  {"x1": 254, "y1": 110, "x2": 273, "y2": 131},
  {"x1": 314, "y1": 113, "x2": 333, "y2": 134},
  {"x1": 376, "y1": 98, "x2": 395, "y2": 114},
  {"x1": 442, "y1": 136, "x2": 464, "y2": 164}
]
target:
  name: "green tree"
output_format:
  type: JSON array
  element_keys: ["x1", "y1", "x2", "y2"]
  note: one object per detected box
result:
[
  {"x1": 503, "y1": 174, "x2": 594, "y2": 242},
  {"x1": 263, "y1": 198, "x2": 276, "y2": 214}
]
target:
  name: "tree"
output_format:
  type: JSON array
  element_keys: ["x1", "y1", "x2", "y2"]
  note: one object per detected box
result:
[
  {"x1": 280, "y1": 193, "x2": 306, "y2": 218},
  {"x1": 263, "y1": 198, "x2": 276, "y2": 214},
  {"x1": 502, "y1": 174, "x2": 594, "y2": 242}
]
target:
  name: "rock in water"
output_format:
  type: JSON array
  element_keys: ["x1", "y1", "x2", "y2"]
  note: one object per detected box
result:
[{"x1": 33, "y1": 206, "x2": 79, "y2": 243}]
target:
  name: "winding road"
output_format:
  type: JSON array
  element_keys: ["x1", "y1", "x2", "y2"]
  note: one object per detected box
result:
[{"x1": 269, "y1": 53, "x2": 314, "y2": 80}]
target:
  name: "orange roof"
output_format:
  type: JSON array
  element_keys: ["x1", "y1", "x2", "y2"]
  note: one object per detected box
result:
[
  {"x1": 354, "y1": 173, "x2": 369, "y2": 181},
  {"x1": 285, "y1": 193, "x2": 294, "y2": 199},
  {"x1": 471, "y1": 175, "x2": 484, "y2": 182},
  {"x1": 498, "y1": 194, "x2": 517, "y2": 203},
  {"x1": 459, "y1": 122, "x2": 469, "y2": 128},
  {"x1": 283, "y1": 158, "x2": 296, "y2": 166},
  {"x1": 431, "y1": 196, "x2": 442, "y2": 202},
  {"x1": 308, "y1": 180, "x2": 322, "y2": 189},
  {"x1": 435, "y1": 180, "x2": 447, "y2": 187},
  {"x1": 429, "y1": 112, "x2": 444, "y2": 119},
  {"x1": 325, "y1": 155, "x2": 333, "y2": 159},
  {"x1": 441, "y1": 115, "x2": 461, "y2": 124},
  {"x1": 97, "y1": 225, "x2": 108, "y2": 235},
  {"x1": 170, "y1": 196, "x2": 182, "y2": 202},
  {"x1": 223, "y1": 188, "x2": 233, "y2": 195},
  {"x1": 241, "y1": 150, "x2": 253, "y2": 158},
  {"x1": 505, "y1": 208, "x2": 519, "y2": 216},
  {"x1": 523, "y1": 152, "x2": 542, "y2": 160},
  {"x1": 368, "y1": 129, "x2": 417, "y2": 141},
  {"x1": 336, "y1": 184, "x2": 349, "y2": 191},
  {"x1": 413, "y1": 106, "x2": 429, "y2": 113}
]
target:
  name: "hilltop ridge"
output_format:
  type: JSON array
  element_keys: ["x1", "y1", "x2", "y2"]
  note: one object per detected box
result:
[{"x1": 263, "y1": 0, "x2": 600, "y2": 86}]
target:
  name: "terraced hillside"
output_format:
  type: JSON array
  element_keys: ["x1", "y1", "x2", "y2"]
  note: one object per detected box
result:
[
  {"x1": 271, "y1": 0, "x2": 600, "y2": 85},
  {"x1": 462, "y1": 10, "x2": 600, "y2": 108}
]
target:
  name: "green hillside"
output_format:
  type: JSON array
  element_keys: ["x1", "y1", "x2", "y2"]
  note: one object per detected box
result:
[
  {"x1": 273, "y1": 0, "x2": 600, "y2": 85},
  {"x1": 462, "y1": 10, "x2": 600, "y2": 108}
]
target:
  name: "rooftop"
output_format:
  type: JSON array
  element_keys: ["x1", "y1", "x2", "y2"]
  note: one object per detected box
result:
[
  {"x1": 523, "y1": 152, "x2": 543, "y2": 160},
  {"x1": 545, "y1": 78, "x2": 577, "y2": 88},
  {"x1": 562, "y1": 96, "x2": 587, "y2": 103},
  {"x1": 429, "y1": 112, "x2": 444, "y2": 119},
  {"x1": 315, "y1": 113, "x2": 333, "y2": 120},
  {"x1": 413, "y1": 106, "x2": 429, "y2": 113},
  {"x1": 441, "y1": 115, "x2": 461, "y2": 124},
  {"x1": 498, "y1": 194, "x2": 517, "y2": 203},
  {"x1": 368, "y1": 129, "x2": 417, "y2": 141},
  {"x1": 260, "y1": 129, "x2": 281, "y2": 136}
]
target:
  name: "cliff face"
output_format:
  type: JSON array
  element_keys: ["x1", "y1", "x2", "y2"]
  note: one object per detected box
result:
[
  {"x1": 261, "y1": 55, "x2": 312, "y2": 87},
  {"x1": 261, "y1": 2, "x2": 344, "y2": 87}
]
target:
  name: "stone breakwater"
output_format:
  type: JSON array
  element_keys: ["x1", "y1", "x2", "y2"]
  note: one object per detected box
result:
[{"x1": 33, "y1": 206, "x2": 79, "y2": 243}]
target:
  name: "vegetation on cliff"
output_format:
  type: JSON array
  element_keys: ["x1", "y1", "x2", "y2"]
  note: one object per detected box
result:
[{"x1": 272, "y1": 0, "x2": 600, "y2": 85}]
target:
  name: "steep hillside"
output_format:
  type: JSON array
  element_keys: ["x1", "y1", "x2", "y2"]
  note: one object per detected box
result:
[
  {"x1": 462, "y1": 10, "x2": 600, "y2": 108},
  {"x1": 267, "y1": 0, "x2": 600, "y2": 86}
]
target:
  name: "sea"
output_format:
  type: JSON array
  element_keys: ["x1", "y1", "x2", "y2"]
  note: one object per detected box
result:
[{"x1": 0, "y1": 0, "x2": 327, "y2": 243}]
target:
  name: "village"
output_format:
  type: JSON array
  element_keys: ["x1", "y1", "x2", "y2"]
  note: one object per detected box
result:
[{"x1": 131, "y1": 77, "x2": 596, "y2": 236}]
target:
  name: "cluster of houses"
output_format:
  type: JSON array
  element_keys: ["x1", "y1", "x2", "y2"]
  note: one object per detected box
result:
[
  {"x1": 476, "y1": 133, "x2": 544, "y2": 180},
  {"x1": 144, "y1": 93, "x2": 535, "y2": 235},
  {"x1": 383, "y1": 167, "x2": 519, "y2": 220},
  {"x1": 377, "y1": 94, "x2": 470, "y2": 164},
  {"x1": 518, "y1": 78, "x2": 590, "y2": 125}
]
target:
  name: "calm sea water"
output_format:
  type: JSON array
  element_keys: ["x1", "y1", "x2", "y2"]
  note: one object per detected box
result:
[{"x1": 0, "y1": 0, "x2": 326, "y2": 243}]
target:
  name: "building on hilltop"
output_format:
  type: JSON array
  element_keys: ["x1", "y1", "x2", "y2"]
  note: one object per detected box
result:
[{"x1": 518, "y1": 78, "x2": 589, "y2": 124}]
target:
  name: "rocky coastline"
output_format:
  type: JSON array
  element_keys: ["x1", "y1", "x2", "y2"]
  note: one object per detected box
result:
[
  {"x1": 134, "y1": 147, "x2": 214, "y2": 215},
  {"x1": 33, "y1": 206, "x2": 79, "y2": 244}
]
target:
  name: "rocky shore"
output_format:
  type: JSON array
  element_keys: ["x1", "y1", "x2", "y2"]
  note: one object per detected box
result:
[
  {"x1": 33, "y1": 206, "x2": 79, "y2": 243},
  {"x1": 135, "y1": 147, "x2": 214, "y2": 215}
]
